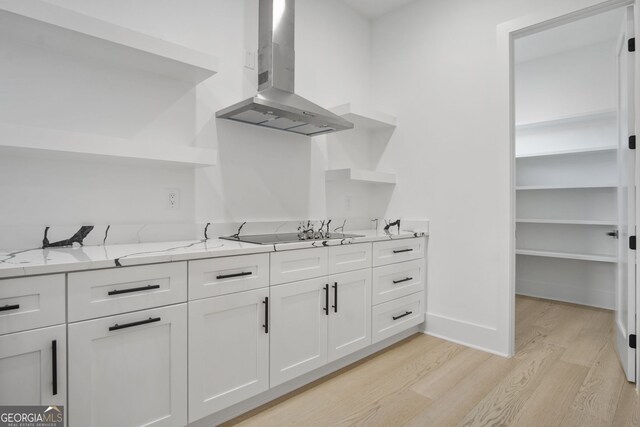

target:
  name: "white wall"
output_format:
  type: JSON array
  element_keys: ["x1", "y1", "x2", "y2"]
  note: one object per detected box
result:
[
  {"x1": 516, "y1": 41, "x2": 617, "y2": 123},
  {"x1": 369, "y1": 0, "x2": 616, "y2": 355},
  {"x1": 0, "y1": 0, "x2": 372, "y2": 245}
]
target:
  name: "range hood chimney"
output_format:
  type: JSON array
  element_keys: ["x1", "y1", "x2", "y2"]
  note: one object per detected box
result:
[{"x1": 216, "y1": 0, "x2": 354, "y2": 136}]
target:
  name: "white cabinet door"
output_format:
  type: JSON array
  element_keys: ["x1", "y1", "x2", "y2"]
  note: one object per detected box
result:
[
  {"x1": 270, "y1": 248, "x2": 328, "y2": 285},
  {"x1": 327, "y1": 270, "x2": 371, "y2": 362},
  {"x1": 0, "y1": 325, "x2": 66, "y2": 408},
  {"x1": 270, "y1": 277, "x2": 328, "y2": 387},
  {"x1": 188, "y1": 288, "x2": 269, "y2": 422},
  {"x1": 68, "y1": 304, "x2": 187, "y2": 427}
]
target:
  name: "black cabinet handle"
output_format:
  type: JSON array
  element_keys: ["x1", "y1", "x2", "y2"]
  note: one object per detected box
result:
[
  {"x1": 332, "y1": 282, "x2": 338, "y2": 313},
  {"x1": 0, "y1": 304, "x2": 20, "y2": 312},
  {"x1": 392, "y1": 311, "x2": 413, "y2": 321},
  {"x1": 51, "y1": 340, "x2": 57, "y2": 396},
  {"x1": 323, "y1": 284, "x2": 329, "y2": 315},
  {"x1": 216, "y1": 271, "x2": 252, "y2": 280},
  {"x1": 108, "y1": 284, "x2": 160, "y2": 296},
  {"x1": 109, "y1": 317, "x2": 161, "y2": 331},
  {"x1": 393, "y1": 249, "x2": 414, "y2": 254},
  {"x1": 263, "y1": 297, "x2": 269, "y2": 334},
  {"x1": 393, "y1": 277, "x2": 413, "y2": 284}
]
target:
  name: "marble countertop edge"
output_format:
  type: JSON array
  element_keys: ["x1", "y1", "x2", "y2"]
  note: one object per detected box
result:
[{"x1": 0, "y1": 230, "x2": 428, "y2": 279}]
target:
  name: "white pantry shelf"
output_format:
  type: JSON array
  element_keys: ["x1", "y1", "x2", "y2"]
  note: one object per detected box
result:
[
  {"x1": 515, "y1": 108, "x2": 616, "y2": 130},
  {"x1": 516, "y1": 146, "x2": 617, "y2": 159},
  {"x1": 516, "y1": 219, "x2": 617, "y2": 226},
  {"x1": 0, "y1": 124, "x2": 216, "y2": 168},
  {"x1": 0, "y1": 0, "x2": 218, "y2": 84},
  {"x1": 325, "y1": 168, "x2": 397, "y2": 185},
  {"x1": 516, "y1": 249, "x2": 617, "y2": 263},
  {"x1": 329, "y1": 103, "x2": 397, "y2": 130},
  {"x1": 516, "y1": 184, "x2": 616, "y2": 191}
]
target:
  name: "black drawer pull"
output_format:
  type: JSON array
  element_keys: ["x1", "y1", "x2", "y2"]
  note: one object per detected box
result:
[
  {"x1": 393, "y1": 249, "x2": 414, "y2": 254},
  {"x1": 324, "y1": 284, "x2": 329, "y2": 315},
  {"x1": 263, "y1": 297, "x2": 269, "y2": 334},
  {"x1": 393, "y1": 277, "x2": 413, "y2": 284},
  {"x1": 332, "y1": 282, "x2": 338, "y2": 313},
  {"x1": 109, "y1": 317, "x2": 161, "y2": 331},
  {"x1": 0, "y1": 304, "x2": 20, "y2": 312},
  {"x1": 51, "y1": 340, "x2": 58, "y2": 396},
  {"x1": 216, "y1": 271, "x2": 253, "y2": 280},
  {"x1": 108, "y1": 284, "x2": 160, "y2": 296},
  {"x1": 392, "y1": 311, "x2": 413, "y2": 321}
]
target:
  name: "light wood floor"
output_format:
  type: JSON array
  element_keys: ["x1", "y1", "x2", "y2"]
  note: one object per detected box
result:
[{"x1": 223, "y1": 296, "x2": 640, "y2": 426}]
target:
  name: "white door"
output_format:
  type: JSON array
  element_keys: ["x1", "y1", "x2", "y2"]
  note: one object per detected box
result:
[
  {"x1": 0, "y1": 325, "x2": 66, "y2": 407},
  {"x1": 270, "y1": 277, "x2": 328, "y2": 387},
  {"x1": 68, "y1": 304, "x2": 187, "y2": 427},
  {"x1": 188, "y1": 288, "x2": 269, "y2": 422},
  {"x1": 327, "y1": 269, "x2": 372, "y2": 362},
  {"x1": 616, "y1": 5, "x2": 637, "y2": 383}
]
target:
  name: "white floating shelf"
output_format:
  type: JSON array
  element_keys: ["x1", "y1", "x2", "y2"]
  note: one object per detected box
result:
[
  {"x1": 325, "y1": 168, "x2": 397, "y2": 185},
  {"x1": 329, "y1": 103, "x2": 397, "y2": 130},
  {"x1": 516, "y1": 146, "x2": 617, "y2": 159},
  {"x1": 516, "y1": 184, "x2": 616, "y2": 191},
  {"x1": 516, "y1": 108, "x2": 616, "y2": 130},
  {"x1": 0, "y1": 124, "x2": 216, "y2": 168},
  {"x1": 516, "y1": 249, "x2": 617, "y2": 263},
  {"x1": 516, "y1": 219, "x2": 617, "y2": 226},
  {"x1": 0, "y1": 0, "x2": 218, "y2": 84}
]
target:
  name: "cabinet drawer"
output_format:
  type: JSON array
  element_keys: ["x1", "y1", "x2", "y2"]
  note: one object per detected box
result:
[
  {"x1": 68, "y1": 262, "x2": 187, "y2": 322},
  {"x1": 372, "y1": 292, "x2": 424, "y2": 344},
  {"x1": 189, "y1": 254, "x2": 269, "y2": 300},
  {"x1": 372, "y1": 259, "x2": 425, "y2": 305},
  {"x1": 270, "y1": 248, "x2": 328, "y2": 285},
  {"x1": 372, "y1": 238, "x2": 425, "y2": 267},
  {"x1": 328, "y1": 243, "x2": 372, "y2": 274},
  {"x1": 0, "y1": 275, "x2": 65, "y2": 335}
]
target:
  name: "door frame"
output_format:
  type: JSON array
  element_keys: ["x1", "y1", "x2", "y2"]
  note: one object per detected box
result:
[{"x1": 498, "y1": 0, "x2": 638, "y2": 360}]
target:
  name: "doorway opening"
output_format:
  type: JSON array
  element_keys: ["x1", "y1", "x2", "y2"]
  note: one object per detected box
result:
[{"x1": 512, "y1": 5, "x2": 636, "y2": 382}]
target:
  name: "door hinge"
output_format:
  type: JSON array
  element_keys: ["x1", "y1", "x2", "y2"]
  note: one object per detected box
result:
[
  {"x1": 629, "y1": 37, "x2": 636, "y2": 52},
  {"x1": 630, "y1": 334, "x2": 636, "y2": 349},
  {"x1": 630, "y1": 135, "x2": 636, "y2": 150},
  {"x1": 630, "y1": 236, "x2": 637, "y2": 250}
]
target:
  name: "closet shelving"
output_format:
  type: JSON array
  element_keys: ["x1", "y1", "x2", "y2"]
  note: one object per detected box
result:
[
  {"x1": 0, "y1": 0, "x2": 219, "y2": 167},
  {"x1": 515, "y1": 106, "x2": 618, "y2": 309}
]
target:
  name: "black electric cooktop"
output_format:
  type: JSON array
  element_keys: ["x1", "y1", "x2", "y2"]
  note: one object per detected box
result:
[{"x1": 220, "y1": 232, "x2": 364, "y2": 245}]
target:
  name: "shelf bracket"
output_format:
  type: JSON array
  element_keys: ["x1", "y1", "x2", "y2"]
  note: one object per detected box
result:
[
  {"x1": 629, "y1": 37, "x2": 636, "y2": 52},
  {"x1": 630, "y1": 334, "x2": 636, "y2": 349},
  {"x1": 630, "y1": 236, "x2": 636, "y2": 250},
  {"x1": 630, "y1": 135, "x2": 636, "y2": 150}
]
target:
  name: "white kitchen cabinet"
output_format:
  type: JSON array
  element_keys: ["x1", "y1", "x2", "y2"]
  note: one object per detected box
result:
[
  {"x1": 0, "y1": 274, "x2": 65, "y2": 335},
  {"x1": 270, "y1": 277, "x2": 328, "y2": 387},
  {"x1": 372, "y1": 238, "x2": 425, "y2": 267},
  {"x1": 67, "y1": 262, "x2": 187, "y2": 322},
  {"x1": 68, "y1": 304, "x2": 187, "y2": 427},
  {"x1": 327, "y1": 243, "x2": 372, "y2": 275},
  {"x1": 270, "y1": 247, "x2": 328, "y2": 285},
  {"x1": 0, "y1": 325, "x2": 66, "y2": 408},
  {"x1": 327, "y1": 269, "x2": 371, "y2": 362},
  {"x1": 270, "y1": 269, "x2": 373, "y2": 387},
  {"x1": 188, "y1": 288, "x2": 269, "y2": 422},
  {"x1": 189, "y1": 253, "x2": 270, "y2": 300},
  {"x1": 372, "y1": 291, "x2": 424, "y2": 344}
]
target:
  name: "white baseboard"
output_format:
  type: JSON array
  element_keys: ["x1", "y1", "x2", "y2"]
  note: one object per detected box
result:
[
  {"x1": 517, "y1": 278, "x2": 614, "y2": 309},
  {"x1": 423, "y1": 313, "x2": 509, "y2": 357}
]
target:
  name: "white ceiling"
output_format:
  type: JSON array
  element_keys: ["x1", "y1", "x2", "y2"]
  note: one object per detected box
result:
[
  {"x1": 515, "y1": 8, "x2": 625, "y2": 63},
  {"x1": 341, "y1": 0, "x2": 415, "y2": 19}
]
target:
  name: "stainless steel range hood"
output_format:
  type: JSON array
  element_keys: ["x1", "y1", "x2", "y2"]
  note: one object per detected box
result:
[{"x1": 216, "y1": 0, "x2": 354, "y2": 137}]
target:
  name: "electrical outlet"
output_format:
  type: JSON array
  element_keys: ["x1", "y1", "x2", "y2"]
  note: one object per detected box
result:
[{"x1": 166, "y1": 188, "x2": 180, "y2": 210}]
